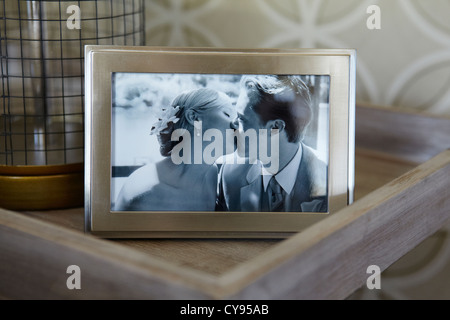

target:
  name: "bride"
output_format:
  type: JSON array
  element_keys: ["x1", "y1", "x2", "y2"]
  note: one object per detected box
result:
[{"x1": 114, "y1": 88, "x2": 237, "y2": 211}]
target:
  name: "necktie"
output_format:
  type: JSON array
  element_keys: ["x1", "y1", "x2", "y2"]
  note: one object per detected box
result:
[{"x1": 268, "y1": 176, "x2": 284, "y2": 212}]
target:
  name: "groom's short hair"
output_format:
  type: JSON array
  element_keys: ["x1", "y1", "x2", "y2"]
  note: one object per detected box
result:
[{"x1": 241, "y1": 75, "x2": 312, "y2": 143}]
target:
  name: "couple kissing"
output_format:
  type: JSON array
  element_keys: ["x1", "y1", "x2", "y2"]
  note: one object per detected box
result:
[{"x1": 115, "y1": 75, "x2": 327, "y2": 213}]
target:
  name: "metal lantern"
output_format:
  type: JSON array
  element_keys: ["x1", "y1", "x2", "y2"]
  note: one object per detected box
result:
[{"x1": 0, "y1": 0, "x2": 145, "y2": 209}]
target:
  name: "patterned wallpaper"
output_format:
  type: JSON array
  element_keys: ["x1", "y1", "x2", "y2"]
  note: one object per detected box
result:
[
  {"x1": 145, "y1": 0, "x2": 450, "y2": 116},
  {"x1": 145, "y1": 0, "x2": 450, "y2": 300}
]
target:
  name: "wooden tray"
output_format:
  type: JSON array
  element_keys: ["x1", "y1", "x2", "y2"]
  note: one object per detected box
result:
[{"x1": 1, "y1": 105, "x2": 449, "y2": 299}]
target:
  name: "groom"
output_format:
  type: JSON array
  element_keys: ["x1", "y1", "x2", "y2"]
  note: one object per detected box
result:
[{"x1": 217, "y1": 75, "x2": 328, "y2": 212}]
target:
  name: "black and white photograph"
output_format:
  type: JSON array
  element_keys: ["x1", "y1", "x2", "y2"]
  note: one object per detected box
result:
[{"x1": 111, "y1": 73, "x2": 330, "y2": 213}]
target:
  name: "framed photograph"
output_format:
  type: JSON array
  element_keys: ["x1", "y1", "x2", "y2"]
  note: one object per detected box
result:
[{"x1": 85, "y1": 46, "x2": 355, "y2": 238}]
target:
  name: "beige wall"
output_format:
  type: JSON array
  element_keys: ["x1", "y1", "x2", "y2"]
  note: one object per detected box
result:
[
  {"x1": 146, "y1": 0, "x2": 450, "y2": 115},
  {"x1": 146, "y1": 0, "x2": 450, "y2": 300}
]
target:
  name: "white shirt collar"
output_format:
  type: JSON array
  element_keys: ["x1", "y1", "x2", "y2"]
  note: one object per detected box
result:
[{"x1": 262, "y1": 144, "x2": 303, "y2": 195}]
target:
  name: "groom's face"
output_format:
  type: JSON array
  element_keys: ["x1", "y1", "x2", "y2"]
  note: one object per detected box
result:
[
  {"x1": 235, "y1": 85, "x2": 264, "y2": 133},
  {"x1": 234, "y1": 85, "x2": 267, "y2": 159}
]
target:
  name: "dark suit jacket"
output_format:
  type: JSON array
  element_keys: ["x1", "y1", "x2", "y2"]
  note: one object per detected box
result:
[{"x1": 217, "y1": 144, "x2": 328, "y2": 212}]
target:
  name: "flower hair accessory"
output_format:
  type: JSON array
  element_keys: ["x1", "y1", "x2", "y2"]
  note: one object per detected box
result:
[{"x1": 150, "y1": 106, "x2": 181, "y2": 135}]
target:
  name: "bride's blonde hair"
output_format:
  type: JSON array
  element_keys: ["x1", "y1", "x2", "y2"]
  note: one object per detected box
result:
[{"x1": 157, "y1": 88, "x2": 230, "y2": 157}]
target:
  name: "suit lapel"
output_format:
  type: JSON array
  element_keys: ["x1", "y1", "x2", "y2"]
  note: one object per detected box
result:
[
  {"x1": 290, "y1": 145, "x2": 328, "y2": 212},
  {"x1": 235, "y1": 145, "x2": 327, "y2": 212},
  {"x1": 289, "y1": 153, "x2": 311, "y2": 212},
  {"x1": 240, "y1": 163, "x2": 263, "y2": 212}
]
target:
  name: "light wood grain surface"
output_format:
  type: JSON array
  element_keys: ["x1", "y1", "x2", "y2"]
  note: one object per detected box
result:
[
  {"x1": 3, "y1": 149, "x2": 449, "y2": 299},
  {"x1": 0, "y1": 209, "x2": 215, "y2": 299},
  {"x1": 356, "y1": 103, "x2": 450, "y2": 163},
  {"x1": 21, "y1": 149, "x2": 416, "y2": 276}
]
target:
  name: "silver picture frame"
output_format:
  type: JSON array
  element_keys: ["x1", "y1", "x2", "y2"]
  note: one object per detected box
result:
[{"x1": 85, "y1": 46, "x2": 355, "y2": 238}]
